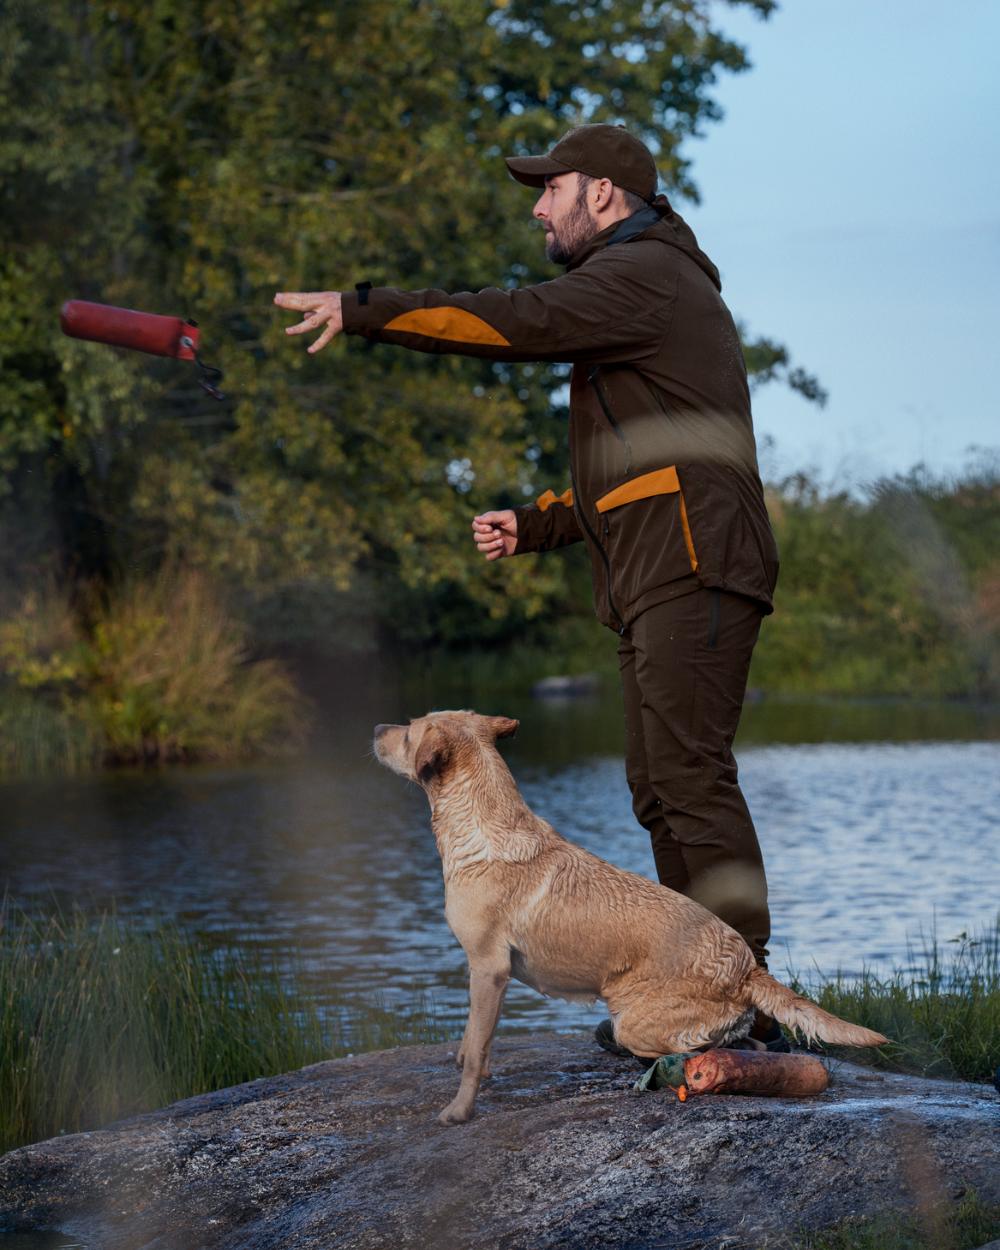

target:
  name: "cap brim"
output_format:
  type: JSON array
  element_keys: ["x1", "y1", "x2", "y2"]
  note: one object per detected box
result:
[{"x1": 504, "y1": 154, "x2": 574, "y2": 188}]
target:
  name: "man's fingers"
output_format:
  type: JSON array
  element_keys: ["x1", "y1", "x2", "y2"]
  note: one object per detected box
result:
[
  {"x1": 308, "y1": 322, "x2": 340, "y2": 354},
  {"x1": 473, "y1": 513, "x2": 512, "y2": 531},
  {"x1": 474, "y1": 541, "x2": 507, "y2": 561},
  {"x1": 274, "y1": 291, "x2": 330, "y2": 310},
  {"x1": 285, "y1": 312, "x2": 326, "y2": 337},
  {"x1": 473, "y1": 528, "x2": 507, "y2": 545}
]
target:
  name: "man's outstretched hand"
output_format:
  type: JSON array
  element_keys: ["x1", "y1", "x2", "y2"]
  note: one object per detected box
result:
[
  {"x1": 472, "y1": 511, "x2": 518, "y2": 561},
  {"x1": 274, "y1": 291, "x2": 343, "y2": 353}
]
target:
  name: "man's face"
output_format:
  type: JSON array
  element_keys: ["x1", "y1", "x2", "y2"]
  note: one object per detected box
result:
[{"x1": 533, "y1": 172, "x2": 597, "y2": 264}]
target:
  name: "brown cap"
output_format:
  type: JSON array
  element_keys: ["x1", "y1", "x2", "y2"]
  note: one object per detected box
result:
[{"x1": 505, "y1": 124, "x2": 657, "y2": 202}]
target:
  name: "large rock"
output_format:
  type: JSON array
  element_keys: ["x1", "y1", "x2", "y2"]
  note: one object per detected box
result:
[{"x1": 1, "y1": 1032, "x2": 997, "y2": 1250}]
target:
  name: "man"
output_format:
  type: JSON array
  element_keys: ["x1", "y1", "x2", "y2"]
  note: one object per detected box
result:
[{"x1": 275, "y1": 123, "x2": 785, "y2": 1050}]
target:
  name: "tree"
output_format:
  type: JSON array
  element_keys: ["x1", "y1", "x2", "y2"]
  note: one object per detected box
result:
[{"x1": 2, "y1": 0, "x2": 809, "y2": 649}]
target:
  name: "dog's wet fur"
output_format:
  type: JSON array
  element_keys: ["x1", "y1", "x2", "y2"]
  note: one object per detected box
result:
[{"x1": 373, "y1": 710, "x2": 887, "y2": 1125}]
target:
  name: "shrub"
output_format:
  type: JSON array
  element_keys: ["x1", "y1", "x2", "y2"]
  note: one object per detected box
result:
[{"x1": 0, "y1": 568, "x2": 308, "y2": 773}]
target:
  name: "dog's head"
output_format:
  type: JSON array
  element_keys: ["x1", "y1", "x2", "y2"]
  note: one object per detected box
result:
[{"x1": 372, "y1": 710, "x2": 518, "y2": 789}]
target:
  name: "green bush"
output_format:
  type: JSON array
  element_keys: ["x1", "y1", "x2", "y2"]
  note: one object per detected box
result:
[{"x1": 0, "y1": 568, "x2": 308, "y2": 774}]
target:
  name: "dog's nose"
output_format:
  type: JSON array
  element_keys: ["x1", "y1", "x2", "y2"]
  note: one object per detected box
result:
[{"x1": 373, "y1": 724, "x2": 389, "y2": 738}]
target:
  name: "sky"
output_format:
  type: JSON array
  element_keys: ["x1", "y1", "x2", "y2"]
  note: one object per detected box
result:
[{"x1": 680, "y1": 0, "x2": 999, "y2": 487}]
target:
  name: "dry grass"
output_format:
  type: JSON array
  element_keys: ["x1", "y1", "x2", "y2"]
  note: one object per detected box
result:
[
  {"x1": 0, "y1": 568, "x2": 308, "y2": 772},
  {"x1": 81, "y1": 568, "x2": 307, "y2": 763}
]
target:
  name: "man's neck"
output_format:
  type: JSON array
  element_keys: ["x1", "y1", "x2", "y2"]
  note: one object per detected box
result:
[{"x1": 592, "y1": 202, "x2": 635, "y2": 233}]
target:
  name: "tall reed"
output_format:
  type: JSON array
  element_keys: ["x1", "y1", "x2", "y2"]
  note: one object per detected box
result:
[
  {"x1": 0, "y1": 903, "x2": 446, "y2": 1153},
  {"x1": 791, "y1": 915, "x2": 1000, "y2": 1083}
]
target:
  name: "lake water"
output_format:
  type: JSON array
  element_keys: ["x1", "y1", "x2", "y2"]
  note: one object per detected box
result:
[{"x1": 2, "y1": 670, "x2": 998, "y2": 1035}]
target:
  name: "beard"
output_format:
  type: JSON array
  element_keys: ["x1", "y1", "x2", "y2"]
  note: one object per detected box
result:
[{"x1": 544, "y1": 184, "x2": 598, "y2": 264}]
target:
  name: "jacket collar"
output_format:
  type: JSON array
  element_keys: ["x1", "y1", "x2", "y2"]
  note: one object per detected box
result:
[
  {"x1": 564, "y1": 196, "x2": 672, "y2": 270},
  {"x1": 565, "y1": 194, "x2": 722, "y2": 291},
  {"x1": 606, "y1": 205, "x2": 663, "y2": 246}
]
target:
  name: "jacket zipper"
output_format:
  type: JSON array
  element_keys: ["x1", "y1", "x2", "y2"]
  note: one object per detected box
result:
[
  {"x1": 569, "y1": 449, "x2": 626, "y2": 635},
  {"x1": 588, "y1": 366, "x2": 632, "y2": 474}
]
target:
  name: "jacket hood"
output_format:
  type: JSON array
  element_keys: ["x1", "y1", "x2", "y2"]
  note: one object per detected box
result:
[{"x1": 566, "y1": 194, "x2": 721, "y2": 292}]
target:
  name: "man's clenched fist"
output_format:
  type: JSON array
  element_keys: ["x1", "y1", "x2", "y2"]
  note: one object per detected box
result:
[{"x1": 472, "y1": 511, "x2": 518, "y2": 561}]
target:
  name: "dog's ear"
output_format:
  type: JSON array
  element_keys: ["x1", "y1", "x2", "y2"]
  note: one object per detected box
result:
[
  {"x1": 487, "y1": 715, "x2": 519, "y2": 740},
  {"x1": 414, "y1": 726, "x2": 450, "y2": 784}
]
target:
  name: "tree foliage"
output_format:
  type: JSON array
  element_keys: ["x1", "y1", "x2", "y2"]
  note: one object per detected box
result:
[
  {"x1": 750, "y1": 456, "x2": 1000, "y2": 698},
  {"x1": 2, "y1": 0, "x2": 814, "y2": 650}
]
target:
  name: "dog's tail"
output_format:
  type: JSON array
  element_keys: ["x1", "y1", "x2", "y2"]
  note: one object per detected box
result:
[{"x1": 747, "y1": 966, "x2": 889, "y2": 1047}]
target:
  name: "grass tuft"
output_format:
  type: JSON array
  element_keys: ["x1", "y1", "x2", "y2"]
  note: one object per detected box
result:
[
  {"x1": 0, "y1": 902, "x2": 447, "y2": 1154},
  {"x1": 790, "y1": 916, "x2": 1000, "y2": 1084},
  {"x1": 80, "y1": 568, "x2": 308, "y2": 764}
]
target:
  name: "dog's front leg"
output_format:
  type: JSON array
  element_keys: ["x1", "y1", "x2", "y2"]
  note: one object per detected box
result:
[
  {"x1": 456, "y1": 1019, "x2": 495, "y2": 1079},
  {"x1": 439, "y1": 964, "x2": 508, "y2": 1126}
]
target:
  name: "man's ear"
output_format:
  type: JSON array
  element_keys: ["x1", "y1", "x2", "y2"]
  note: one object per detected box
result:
[
  {"x1": 487, "y1": 716, "x2": 519, "y2": 741},
  {"x1": 414, "y1": 727, "x2": 449, "y2": 784}
]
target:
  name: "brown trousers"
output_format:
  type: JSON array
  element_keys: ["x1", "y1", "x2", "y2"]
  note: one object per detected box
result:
[{"x1": 618, "y1": 588, "x2": 771, "y2": 966}]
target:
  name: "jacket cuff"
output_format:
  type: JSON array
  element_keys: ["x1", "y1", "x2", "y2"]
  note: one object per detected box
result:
[
  {"x1": 513, "y1": 501, "x2": 584, "y2": 554},
  {"x1": 513, "y1": 505, "x2": 547, "y2": 555},
  {"x1": 341, "y1": 287, "x2": 383, "y2": 335}
]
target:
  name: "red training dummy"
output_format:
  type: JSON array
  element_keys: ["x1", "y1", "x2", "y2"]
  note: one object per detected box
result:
[
  {"x1": 60, "y1": 301, "x2": 199, "y2": 359},
  {"x1": 59, "y1": 300, "x2": 224, "y2": 398}
]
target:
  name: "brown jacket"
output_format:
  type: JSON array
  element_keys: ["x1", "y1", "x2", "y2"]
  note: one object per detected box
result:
[{"x1": 341, "y1": 197, "x2": 778, "y2": 631}]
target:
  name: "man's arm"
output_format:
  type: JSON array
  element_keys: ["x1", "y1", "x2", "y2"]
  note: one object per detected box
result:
[
  {"x1": 275, "y1": 241, "x2": 670, "y2": 365},
  {"x1": 474, "y1": 497, "x2": 585, "y2": 558},
  {"x1": 472, "y1": 488, "x2": 584, "y2": 561},
  {"x1": 513, "y1": 488, "x2": 583, "y2": 552}
]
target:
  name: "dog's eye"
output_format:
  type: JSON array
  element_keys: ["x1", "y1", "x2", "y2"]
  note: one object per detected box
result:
[{"x1": 404, "y1": 730, "x2": 410, "y2": 748}]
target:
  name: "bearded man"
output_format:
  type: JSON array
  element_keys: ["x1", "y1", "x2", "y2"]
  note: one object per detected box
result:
[{"x1": 275, "y1": 124, "x2": 786, "y2": 1052}]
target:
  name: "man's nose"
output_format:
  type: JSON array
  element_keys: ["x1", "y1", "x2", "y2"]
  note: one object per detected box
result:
[{"x1": 532, "y1": 193, "x2": 547, "y2": 221}]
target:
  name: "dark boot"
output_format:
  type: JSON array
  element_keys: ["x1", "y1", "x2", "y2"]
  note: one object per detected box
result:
[
  {"x1": 594, "y1": 1018, "x2": 649, "y2": 1066},
  {"x1": 749, "y1": 1011, "x2": 791, "y2": 1052}
]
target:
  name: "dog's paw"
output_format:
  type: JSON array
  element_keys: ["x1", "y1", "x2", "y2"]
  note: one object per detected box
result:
[{"x1": 437, "y1": 1099, "x2": 475, "y2": 1126}]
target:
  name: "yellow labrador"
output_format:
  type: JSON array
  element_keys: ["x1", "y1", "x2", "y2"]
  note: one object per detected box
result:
[{"x1": 373, "y1": 710, "x2": 887, "y2": 1125}]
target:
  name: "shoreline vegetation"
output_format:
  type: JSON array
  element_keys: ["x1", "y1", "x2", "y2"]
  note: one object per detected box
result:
[
  {"x1": 1, "y1": 905, "x2": 996, "y2": 1156},
  {"x1": 1, "y1": 463, "x2": 998, "y2": 778},
  {"x1": 0, "y1": 568, "x2": 308, "y2": 776}
]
